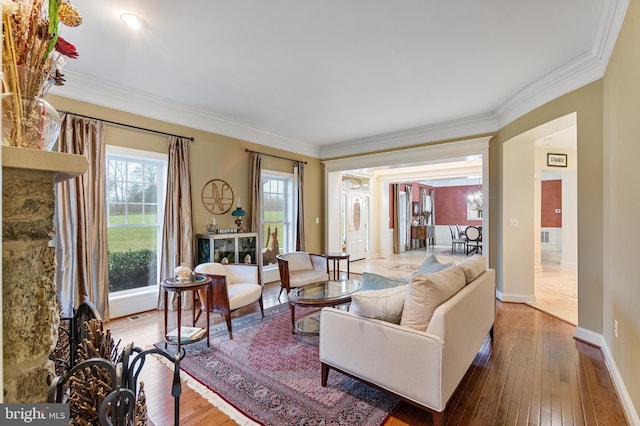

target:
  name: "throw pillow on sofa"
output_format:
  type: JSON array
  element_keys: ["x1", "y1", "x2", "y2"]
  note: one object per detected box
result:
[
  {"x1": 400, "y1": 265, "x2": 466, "y2": 332},
  {"x1": 362, "y1": 272, "x2": 409, "y2": 290},
  {"x1": 415, "y1": 253, "x2": 454, "y2": 274},
  {"x1": 458, "y1": 254, "x2": 486, "y2": 283},
  {"x1": 349, "y1": 285, "x2": 408, "y2": 324},
  {"x1": 285, "y1": 252, "x2": 313, "y2": 271}
]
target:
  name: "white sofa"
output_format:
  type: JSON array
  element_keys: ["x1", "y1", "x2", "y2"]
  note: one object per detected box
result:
[{"x1": 319, "y1": 258, "x2": 496, "y2": 426}]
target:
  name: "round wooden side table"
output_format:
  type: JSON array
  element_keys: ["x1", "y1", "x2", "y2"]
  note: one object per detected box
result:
[
  {"x1": 323, "y1": 252, "x2": 350, "y2": 280},
  {"x1": 160, "y1": 274, "x2": 212, "y2": 353}
]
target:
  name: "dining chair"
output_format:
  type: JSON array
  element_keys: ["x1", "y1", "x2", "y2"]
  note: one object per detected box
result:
[
  {"x1": 465, "y1": 225, "x2": 483, "y2": 255},
  {"x1": 448, "y1": 224, "x2": 467, "y2": 254}
]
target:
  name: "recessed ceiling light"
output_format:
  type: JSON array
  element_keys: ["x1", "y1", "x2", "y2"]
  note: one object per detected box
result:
[{"x1": 120, "y1": 13, "x2": 142, "y2": 30}]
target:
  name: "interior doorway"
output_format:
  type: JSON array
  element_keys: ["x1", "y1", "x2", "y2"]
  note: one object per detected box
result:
[
  {"x1": 324, "y1": 137, "x2": 491, "y2": 263},
  {"x1": 502, "y1": 112, "x2": 577, "y2": 325},
  {"x1": 345, "y1": 190, "x2": 369, "y2": 261}
]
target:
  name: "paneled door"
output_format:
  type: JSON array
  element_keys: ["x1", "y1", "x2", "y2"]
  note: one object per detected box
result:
[{"x1": 346, "y1": 192, "x2": 368, "y2": 261}]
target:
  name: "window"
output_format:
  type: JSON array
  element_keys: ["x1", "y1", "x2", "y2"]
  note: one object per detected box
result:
[
  {"x1": 106, "y1": 146, "x2": 167, "y2": 295},
  {"x1": 261, "y1": 171, "x2": 294, "y2": 267}
]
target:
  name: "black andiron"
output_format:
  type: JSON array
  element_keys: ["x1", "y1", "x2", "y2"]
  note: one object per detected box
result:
[{"x1": 48, "y1": 302, "x2": 185, "y2": 426}]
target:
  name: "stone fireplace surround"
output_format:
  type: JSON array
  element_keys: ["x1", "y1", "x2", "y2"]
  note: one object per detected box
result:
[{"x1": 2, "y1": 146, "x2": 87, "y2": 402}]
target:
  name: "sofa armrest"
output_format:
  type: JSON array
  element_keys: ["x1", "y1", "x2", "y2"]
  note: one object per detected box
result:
[
  {"x1": 427, "y1": 268, "x2": 495, "y2": 402},
  {"x1": 319, "y1": 308, "x2": 447, "y2": 411}
]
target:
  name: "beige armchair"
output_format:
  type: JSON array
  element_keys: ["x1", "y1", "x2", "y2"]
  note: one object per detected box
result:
[
  {"x1": 194, "y1": 262, "x2": 263, "y2": 339},
  {"x1": 276, "y1": 252, "x2": 329, "y2": 299}
]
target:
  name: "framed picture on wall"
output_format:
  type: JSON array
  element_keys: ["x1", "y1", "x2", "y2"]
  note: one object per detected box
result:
[
  {"x1": 547, "y1": 153, "x2": 567, "y2": 167},
  {"x1": 412, "y1": 201, "x2": 420, "y2": 216}
]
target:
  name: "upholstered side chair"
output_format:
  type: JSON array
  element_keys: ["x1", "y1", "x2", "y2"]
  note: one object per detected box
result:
[
  {"x1": 276, "y1": 252, "x2": 329, "y2": 299},
  {"x1": 194, "y1": 262, "x2": 263, "y2": 339}
]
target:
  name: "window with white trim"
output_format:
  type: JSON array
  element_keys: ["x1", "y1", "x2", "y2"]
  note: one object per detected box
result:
[
  {"x1": 106, "y1": 146, "x2": 167, "y2": 295},
  {"x1": 261, "y1": 170, "x2": 294, "y2": 267}
]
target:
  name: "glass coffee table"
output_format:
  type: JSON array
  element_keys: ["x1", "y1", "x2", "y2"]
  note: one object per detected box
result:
[{"x1": 288, "y1": 279, "x2": 362, "y2": 335}]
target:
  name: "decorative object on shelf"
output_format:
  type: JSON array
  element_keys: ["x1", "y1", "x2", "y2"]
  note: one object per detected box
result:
[
  {"x1": 2, "y1": 0, "x2": 82, "y2": 149},
  {"x1": 420, "y1": 210, "x2": 431, "y2": 225},
  {"x1": 206, "y1": 216, "x2": 217, "y2": 233},
  {"x1": 201, "y1": 178, "x2": 234, "y2": 214},
  {"x1": 244, "y1": 254, "x2": 252, "y2": 264},
  {"x1": 231, "y1": 198, "x2": 247, "y2": 231},
  {"x1": 174, "y1": 264, "x2": 192, "y2": 282}
]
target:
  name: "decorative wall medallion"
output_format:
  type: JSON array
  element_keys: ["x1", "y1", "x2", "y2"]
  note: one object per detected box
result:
[{"x1": 201, "y1": 179, "x2": 234, "y2": 214}]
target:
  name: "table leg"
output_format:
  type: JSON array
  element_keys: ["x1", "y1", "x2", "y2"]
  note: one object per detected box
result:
[
  {"x1": 163, "y1": 290, "x2": 168, "y2": 349},
  {"x1": 289, "y1": 303, "x2": 295, "y2": 334},
  {"x1": 177, "y1": 292, "x2": 182, "y2": 354},
  {"x1": 346, "y1": 259, "x2": 350, "y2": 278},
  {"x1": 206, "y1": 286, "x2": 210, "y2": 347},
  {"x1": 191, "y1": 289, "x2": 196, "y2": 327}
]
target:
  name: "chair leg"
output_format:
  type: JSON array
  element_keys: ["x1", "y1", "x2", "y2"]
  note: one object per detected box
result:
[
  {"x1": 224, "y1": 312, "x2": 233, "y2": 340},
  {"x1": 258, "y1": 297, "x2": 264, "y2": 317},
  {"x1": 277, "y1": 286, "x2": 284, "y2": 301}
]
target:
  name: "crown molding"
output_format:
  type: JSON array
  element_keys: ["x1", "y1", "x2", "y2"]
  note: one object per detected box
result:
[
  {"x1": 326, "y1": 0, "x2": 629, "y2": 159},
  {"x1": 49, "y1": 72, "x2": 321, "y2": 158},
  {"x1": 322, "y1": 136, "x2": 490, "y2": 173},
  {"x1": 49, "y1": 0, "x2": 628, "y2": 161},
  {"x1": 319, "y1": 114, "x2": 498, "y2": 159},
  {"x1": 494, "y1": 0, "x2": 628, "y2": 128}
]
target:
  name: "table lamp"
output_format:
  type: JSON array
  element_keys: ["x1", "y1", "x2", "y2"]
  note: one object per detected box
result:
[{"x1": 231, "y1": 207, "x2": 246, "y2": 232}]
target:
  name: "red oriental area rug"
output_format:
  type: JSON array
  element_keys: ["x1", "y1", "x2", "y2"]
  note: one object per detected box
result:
[{"x1": 159, "y1": 303, "x2": 398, "y2": 425}]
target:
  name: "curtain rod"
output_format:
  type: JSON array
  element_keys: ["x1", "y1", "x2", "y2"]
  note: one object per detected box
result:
[
  {"x1": 244, "y1": 148, "x2": 307, "y2": 164},
  {"x1": 58, "y1": 111, "x2": 195, "y2": 142}
]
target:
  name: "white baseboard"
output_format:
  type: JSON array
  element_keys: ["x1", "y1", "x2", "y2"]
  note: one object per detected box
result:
[
  {"x1": 574, "y1": 327, "x2": 639, "y2": 425},
  {"x1": 574, "y1": 326, "x2": 603, "y2": 346},
  {"x1": 496, "y1": 290, "x2": 536, "y2": 303},
  {"x1": 109, "y1": 287, "x2": 159, "y2": 319}
]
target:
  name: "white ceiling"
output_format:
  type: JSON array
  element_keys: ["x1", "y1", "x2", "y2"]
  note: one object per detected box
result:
[{"x1": 53, "y1": 1, "x2": 626, "y2": 159}]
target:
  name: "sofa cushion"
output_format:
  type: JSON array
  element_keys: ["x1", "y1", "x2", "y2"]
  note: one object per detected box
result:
[
  {"x1": 289, "y1": 269, "x2": 328, "y2": 288},
  {"x1": 362, "y1": 272, "x2": 409, "y2": 290},
  {"x1": 285, "y1": 252, "x2": 313, "y2": 272},
  {"x1": 458, "y1": 254, "x2": 486, "y2": 284},
  {"x1": 400, "y1": 265, "x2": 466, "y2": 331},
  {"x1": 350, "y1": 285, "x2": 408, "y2": 324},
  {"x1": 415, "y1": 254, "x2": 454, "y2": 274}
]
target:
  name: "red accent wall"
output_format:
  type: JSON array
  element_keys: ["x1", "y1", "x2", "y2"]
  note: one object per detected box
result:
[
  {"x1": 433, "y1": 184, "x2": 482, "y2": 226},
  {"x1": 388, "y1": 183, "x2": 434, "y2": 228},
  {"x1": 541, "y1": 180, "x2": 562, "y2": 227}
]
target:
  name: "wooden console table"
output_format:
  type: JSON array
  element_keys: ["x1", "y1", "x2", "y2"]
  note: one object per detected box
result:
[{"x1": 411, "y1": 225, "x2": 435, "y2": 249}]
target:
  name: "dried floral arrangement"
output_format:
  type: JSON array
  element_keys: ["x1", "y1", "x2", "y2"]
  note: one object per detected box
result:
[{"x1": 1, "y1": 0, "x2": 82, "y2": 147}]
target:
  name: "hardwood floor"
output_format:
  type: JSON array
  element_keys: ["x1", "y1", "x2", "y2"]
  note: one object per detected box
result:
[{"x1": 108, "y1": 263, "x2": 627, "y2": 425}]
